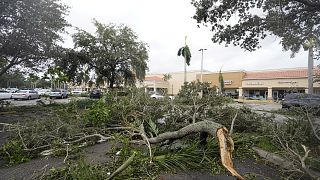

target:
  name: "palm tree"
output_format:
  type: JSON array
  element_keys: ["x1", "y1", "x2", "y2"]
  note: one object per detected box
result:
[
  {"x1": 177, "y1": 36, "x2": 192, "y2": 82},
  {"x1": 162, "y1": 73, "x2": 172, "y2": 81},
  {"x1": 303, "y1": 36, "x2": 317, "y2": 94},
  {"x1": 218, "y1": 69, "x2": 224, "y2": 95}
]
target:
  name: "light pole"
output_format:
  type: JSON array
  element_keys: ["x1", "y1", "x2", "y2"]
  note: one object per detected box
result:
[{"x1": 199, "y1": 48, "x2": 207, "y2": 83}]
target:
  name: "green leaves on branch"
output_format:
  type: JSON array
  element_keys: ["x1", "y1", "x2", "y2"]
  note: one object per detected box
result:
[
  {"x1": 0, "y1": 0, "x2": 69, "y2": 76},
  {"x1": 83, "y1": 100, "x2": 111, "y2": 127},
  {"x1": 192, "y1": 0, "x2": 320, "y2": 55},
  {"x1": 72, "y1": 20, "x2": 149, "y2": 88}
]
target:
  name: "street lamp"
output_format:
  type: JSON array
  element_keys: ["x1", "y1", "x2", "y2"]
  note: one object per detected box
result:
[{"x1": 199, "y1": 48, "x2": 207, "y2": 83}]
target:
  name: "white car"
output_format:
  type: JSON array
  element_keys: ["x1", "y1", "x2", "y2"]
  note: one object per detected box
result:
[
  {"x1": 12, "y1": 90, "x2": 40, "y2": 100},
  {"x1": 0, "y1": 90, "x2": 12, "y2": 100},
  {"x1": 150, "y1": 93, "x2": 164, "y2": 99},
  {"x1": 49, "y1": 89, "x2": 68, "y2": 99},
  {"x1": 37, "y1": 89, "x2": 51, "y2": 96},
  {"x1": 6, "y1": 88, "x2": 18, "y2": 93},
  {"x1": 71, "y1": 89, "x2": 86, "y2": 95}
]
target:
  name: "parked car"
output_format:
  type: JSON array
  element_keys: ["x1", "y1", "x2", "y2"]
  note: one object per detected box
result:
[
  {"x1": 71, "y1": 89, "x2": 87, "y2": 96},
  {"x1": 89, "y1": 89, "x2": 103, "y2": 99},
  {"x1": 281, "y1": 93, "x2": 320, "y2": 108},
  {"x1": 150, "y1": 93, "x2": 164, "y2": 99},
  {"x1": 6, "y1": 88, "x2": 18, "y2": 93},
  {"x1": 12, "y1": 89, "x2": 39, "y2": 100},
  {"x1": 0, "y1": 90, "x2": 12, "y2": 100},
  {"x1": 49, "y1": 89, "x2": 68, "y2": 99},
  {"x1": 37, "y1": 89, "x2": 51, "y2": 96}
]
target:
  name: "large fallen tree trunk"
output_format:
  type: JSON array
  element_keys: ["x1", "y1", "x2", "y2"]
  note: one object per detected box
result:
[
  {"x1": 147, "y1": 120, "x2": 244, "y2": 180},
  {"x1": 147, "y1": 120, "x2": 223, "y2": 144}
]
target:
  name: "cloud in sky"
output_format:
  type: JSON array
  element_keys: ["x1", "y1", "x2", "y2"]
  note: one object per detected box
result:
[{"x1": 61, "y1": 0, "x2": 314, "y2": 73}]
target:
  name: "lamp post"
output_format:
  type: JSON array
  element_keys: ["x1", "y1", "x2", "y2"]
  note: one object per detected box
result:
[{"x1": 199, "y1": 48, "x2": 207, "y2": 83}]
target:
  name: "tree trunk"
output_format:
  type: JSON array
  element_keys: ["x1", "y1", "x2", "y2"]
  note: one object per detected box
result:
[
  {"x1": 147, "y1": 120, "x2": 223, "y2": 144},
  {"x1": 184, "y1": 57, "x2": 187, "y2": 83},
  {"x1": 146, "y1": 120, "x2": 244, "y2": 180},
  {"x1": 308, "y1": 45, "x2": 314, "y2": 94}
]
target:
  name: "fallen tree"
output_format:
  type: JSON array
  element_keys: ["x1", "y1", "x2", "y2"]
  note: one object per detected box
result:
[{"x1": 108, "y1": 120, "x2": 243, "y2": 180}]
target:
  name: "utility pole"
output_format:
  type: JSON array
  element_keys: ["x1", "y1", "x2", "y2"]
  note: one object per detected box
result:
[{"x1": 198, "y1": 48, "x2": 207, "y2": 83}]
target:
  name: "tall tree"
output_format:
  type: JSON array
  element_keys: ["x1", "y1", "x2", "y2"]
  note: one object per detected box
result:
[
  {"x1": 162, "y1": 73, "x2": 172, "y2": 81},
  {"x1": 178, "y1": 36, "x2": 192, "y2": 82},
  {"x1": 0, "y1": 0, "x2": 69, "y2": 76},
  {"x1": 0, "y1": 71, "x2": 27, "y2": 88},
  {"x1": 218, "y1": 69, "x2": 224, "y2": 95},
  {"x1": 72, "y1": 20, "x2": 149, "y2": 89},
  {"x1": 192, "y1": 0, "x2": 320, "y2": 93}
]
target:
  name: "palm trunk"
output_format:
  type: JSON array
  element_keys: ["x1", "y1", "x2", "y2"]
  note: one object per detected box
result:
[
  {"x1": 308, "y1": 46, "x2": 314, "y2": 94},
  {"x1": 184, "y1": 57, "x2": 187, "y2": 82}
]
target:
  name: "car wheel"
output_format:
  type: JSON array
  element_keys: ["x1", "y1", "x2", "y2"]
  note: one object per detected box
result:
[{"x1": 28, "y1": 96, "x2": 31, "y2": 100}]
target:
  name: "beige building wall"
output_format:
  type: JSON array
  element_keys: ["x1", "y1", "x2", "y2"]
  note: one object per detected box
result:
[
  {"x1": 148, "y1": 71, "x2": 202, "y2": 95},
  {"x1": 242, "y1": 78, "x2": 320, "y2": 89},
  {"x1": 196, "y1": 71, "x2": 245, "y2": 89}
]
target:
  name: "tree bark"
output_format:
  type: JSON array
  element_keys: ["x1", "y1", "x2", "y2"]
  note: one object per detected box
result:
[
  {"x1": 147, "y1": 120, "x2": 244, "y2": 180},
  {"x1": 147, "y1": 120, "x2": 223, "y2": 144},
  {"x1": 307, "y1": 45, "x2": 314, "y2": 94}
]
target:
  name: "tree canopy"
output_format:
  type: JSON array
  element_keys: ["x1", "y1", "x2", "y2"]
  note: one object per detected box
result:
[
  {"x1": 0, "y1": 0, "x2": 69, "y2": 76},
  {"x1": 72, "y1": 20, "x2": 149, "y2": 88},
  {"x1": 191, "y1": 0, "x2": 320, "y2": 55}
]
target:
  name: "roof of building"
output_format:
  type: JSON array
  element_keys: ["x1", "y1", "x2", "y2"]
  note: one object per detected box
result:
[
  {"x1": 244, "y1": 67, "x2": 319, "y2": 79},
  {"x1": 145, "y1": 76, "x2": 164, "y2": 81}
]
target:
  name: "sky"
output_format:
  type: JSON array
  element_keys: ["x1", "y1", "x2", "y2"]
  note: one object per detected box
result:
[{"x1": 60, "y1": 0, "x2": 315, "y2": 74}]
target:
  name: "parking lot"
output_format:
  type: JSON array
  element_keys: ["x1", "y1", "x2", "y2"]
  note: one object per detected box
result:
[{"x1": 2, "y1": 97, "x2": 88, "y2": 107}]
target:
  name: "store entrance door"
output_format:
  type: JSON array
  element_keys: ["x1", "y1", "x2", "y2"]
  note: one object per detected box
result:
[{"x1": 273, "y1": 91, "x2": 278, "y2": 101}]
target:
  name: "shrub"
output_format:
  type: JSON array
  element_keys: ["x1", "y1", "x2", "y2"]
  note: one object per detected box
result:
[
  {"x1": 0, "y1": 140, "x2": 31, "y2": 165},
  {"x1": 83, "y1": 99, "x2": 111, "y2": 126}
]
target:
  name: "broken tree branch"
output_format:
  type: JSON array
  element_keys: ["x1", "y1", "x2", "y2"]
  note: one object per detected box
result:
[
  {"x1": 147, "y1": 120, "x2": 223, "y2": 144},
  {"x1": 64, "y1": 134, "x2": 114, "y2": 144},
  {"x1": 253, "y1": 146, "x2": 320, "y2": 179},
  {"x1": 217, "y1": 127, "x2": 243, "y2": 180},
  {"x1": 229, "y1": 111, "x2": 238, "y2": 135},
  {"x1": 139, "y1": 124, "x2": 153, "y2": 163},
  {"x1": 306, "y1": 110, "x2": 320, "y2": 142},
  {"x1": 107, "y1": 152, "x2": 136, "y2": 180},
  {"x1": 145, "y1": 120, "x2": 244, "y2": 180}
]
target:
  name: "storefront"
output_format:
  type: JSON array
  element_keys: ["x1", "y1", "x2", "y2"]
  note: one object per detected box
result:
[
  {"x1": 198, "y1": 71, "x2": 245, "y2": 98},
  {"x1": 240, "y1": 68, "x2": 320, "y2": 100}
]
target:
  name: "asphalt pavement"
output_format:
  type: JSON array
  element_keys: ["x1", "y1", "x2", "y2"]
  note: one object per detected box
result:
[{"x1": 2, "y1": 97, "x2": 87, "y2": 107}]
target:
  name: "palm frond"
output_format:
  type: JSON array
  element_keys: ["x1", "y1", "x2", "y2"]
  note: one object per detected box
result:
[
  {"x1": 153, "y1": 140, "x2": 221, "y2": 173},
  {"x1": 177, "y1": 47, "x2": 184, "y2": 56},
  {"x1": 183, "y1": 45, "x2": 191, "y2": 66}
]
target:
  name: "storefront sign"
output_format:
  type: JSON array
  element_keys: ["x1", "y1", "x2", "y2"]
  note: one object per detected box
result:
[
  {"x1": 246, "y1": 82, "x2": 264, "y2": 85},
  {"x1": 278, "y1": 81, "x2": 298, "y2": 84},
  {"x1": 224, "y1": 80, "x2": 233, "y2": 85}
]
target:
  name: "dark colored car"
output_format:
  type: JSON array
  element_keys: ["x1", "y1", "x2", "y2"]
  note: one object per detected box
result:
[
  {"x1": 90, "y1": 89, "x2": 102, "y2": 99},
  {"x1": 281, "y1": 93, "x2": 320, "y2": 108}
]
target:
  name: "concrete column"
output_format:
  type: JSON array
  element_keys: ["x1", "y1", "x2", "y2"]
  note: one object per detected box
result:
[
  {"x1": 238, "y1": 87, "x2": 243, "y2": 98},
  {"x1": 305, "y1": 88, "x2": 308, "y2": 93},
  {"x1": 267, "y1": 88, "x2": 273, "y2": 100}
]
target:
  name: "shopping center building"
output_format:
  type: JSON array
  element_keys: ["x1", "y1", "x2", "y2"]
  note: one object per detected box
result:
[
  {"x1": 142, "y1": 67, "x2": 320, "y2": 99},
  {"x1": 240, "y1": 67, "x2": 320, "y2": 100}
]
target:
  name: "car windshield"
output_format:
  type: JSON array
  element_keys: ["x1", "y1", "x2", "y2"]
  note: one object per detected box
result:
[
  {"x1": 52, "y1": 89, "x2": 61, "y2": 92},
  {"x1": 17, "y1": 90, "x2": 28, "y2": 93}
]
